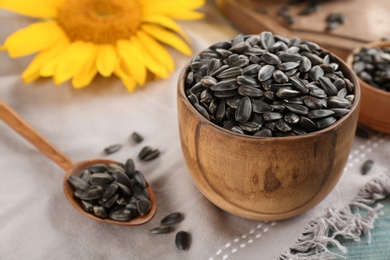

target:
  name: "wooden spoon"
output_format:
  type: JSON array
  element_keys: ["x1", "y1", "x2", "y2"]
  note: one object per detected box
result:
[{"x1": 0, "y1": 100, "x2": 156, "y2": 226}]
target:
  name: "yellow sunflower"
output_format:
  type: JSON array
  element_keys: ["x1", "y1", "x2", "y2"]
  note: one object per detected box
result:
[{"x1": 0, "y1": 0, "x2": 205, "y2": 91}]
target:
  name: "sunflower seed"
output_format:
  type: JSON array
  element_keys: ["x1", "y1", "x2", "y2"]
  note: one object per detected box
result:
[
  {"x1": 361, "y1": 159, "x2": 374, "y2": 175},
  {"x1": 216, "y1": 67, "x2": 242, "y2": 79},
  {"x1": 318, "y1": 76, "x2": 338, "y2": 96},
  {"x1": 237, "y1": 75, "x2": 257, "y2": 85},
  {"x1": 308, "y1": 109, "x2": 335, "y2": 119},
  {"x1": 273, "y1": 70, "x2": 289, "y2": 83},
  {"x1": 235, "y1": 96, "x2": 252, "y2": 122},
  {"x1": 253, "y1": 128, "x2": 272, "y2": 137},
  {"x1": 210, "y1": 41, "x2": 232, "y2": 50},
  {"x1": 132, "y1": 185, "x2": 150, "y2": 200},
  {"x1": 103, "y1": 144, "x2": 122, "y2": 155},
  {"x1": 299, "y1": 56, "x2": 312, "y2": 72},
  {"x1": 238, "y1": 85, "x2": 264, "y2": 97},
  {"x1": 124, "y1": 158, "x2": 136, "y2": 176},
  {"x1": 68, "y1": 176, "x2": 89, "y2": 191},
  {"x1": 194, "y1": 103, "x2": 210, "y2": 120},
  {"x1": 231, "y1": 58, "x2": 249, "y2": 68},
  {"x1": 260, "y1": 31, "x2": 275, "y2": 50},
  {"x1": 102, "y1": 183, "x2": 119, "y2": 202},
  {"x1": 90, "y1": 173, "x2": 114, "y2": 185},
  {"x1": 285, "y1": 103, "x2": 309, "y2": 115},
  {"x1": 231, "y1": 126, "x2": 244, "y2": 134},
  {"x1": 303, "y1": 96, "x2": 323, "y2": 109},
  {"x1": 214, "y1": 90, "x2": 239, "y2": 98},
  {"x1": 136, "y1": 199, "x2": 151, "y2": 215},
  {"x1": 78, "y1": 186, "x2": 104, "y2": 200},
  {"x1": 229, "y1": 41, "x2": 251, "y2": 54},
  {"x1": 101, "y1": 192, "x2": 119, "y2": 208},
  {"x1": 309, "y1": 66, "x2": 324, "y2": 81},
  {"x1": 276, "y1": 88, "x2": 300, "y2": 99},
  {"x1": 200, "y1": 89, "x2": 214, "y2": 102},
  {"x1": 289, "y1": 76, "x2": 309, "y2": 93},
  {"x1": 210, "y1": 64, "x2": 229, "y2": 77},
  {"x1": 243, "y1": 64, "x2": 261, "y2": 76},
  {"x1": 258, "y1": 65, "x2": 276, "y2": 81},
  {"x1": 301, "y1": 51, "x2": 323, "y2": 66},
  {"x1": 211, "y1": 78, "x2": 238, "y2": 91},
  {"x1": 284, "y1": 113, "x2": 300, "y2": 124},
  {"x1": 252, "y1": 100, "x2": 273, "y2": 113},
  {"x1": 161, "y1": 212, "x2": 183, "y2": 225},
  {"x1": 327, "y1": 96, "x2": 351, "y2": 109},
  {"x1": 200, "y1": 76, "x2": 217, "y2": 88},
  {"x1": 299, "y1": 117, "x2": 318, "y2": 132},
  {"x1": 286, "y1": 46, "x2": 300, "y2": 54},
  {"x1": 308, "y1": 84, "x2": 327, "y2": 98},
  {"x1": 93, "y1": 206, "x2": 107, "y2": 218},
  {"x1": 175, "y1": 231, "x2": 190, "y2": 250},
  {"x1": 142, "y1": 149, "x2": 160, "y2": 161},
  {"x1": 261, "y1": 52, "x2": 281, "y2": 65},
  {"x1": 109, "y1": 208, "x2": 132, "y2": 221},
  {"x1": 263, "y1": 112, "x2": 283, "y2": 121},
  {"x1": 88, "y1": 164, "x2": 107, "y2": 173},
  {"x1": 316, "y1": 116, "x2": 337, "y2": 129},
  {"x1": 278, "y1": 52, "x2": 303, "y2": 62},
  {"x1": 276, "y1": 118, "x2": 292, "y2": 132},
  {"x1": 80, "y1": 200, "x2": 94, "y2": 212},
  {"x1": 278, "y1": 62, "x2": 300, "y2": 71},
  {"x1": 331, "y1": 108, "x2": 350, "y2": 117},
  {"x1": 239, "y1": 121, "x2": 262, "y2": 132},
  {"x1": 150, "y1": 226, "x2": 174, "y2": 234}
]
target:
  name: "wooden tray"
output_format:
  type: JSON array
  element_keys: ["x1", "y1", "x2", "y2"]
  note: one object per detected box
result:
[{"x1": 216, "y1": 0, "x2": 390, "y2": 59}]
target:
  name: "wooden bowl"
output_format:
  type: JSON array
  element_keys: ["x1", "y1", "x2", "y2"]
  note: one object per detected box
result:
[
  {"x1": 177, "y1": 48, "x2": 361, "y2": 221},
  {"x1": 346, "y1": 41, "x2": 390, "y2": 134}
]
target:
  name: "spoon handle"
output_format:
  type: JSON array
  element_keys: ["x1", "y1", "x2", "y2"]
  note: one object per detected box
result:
[{"x1": 0, "y1": 100, "x2": 74, "y2": 171}]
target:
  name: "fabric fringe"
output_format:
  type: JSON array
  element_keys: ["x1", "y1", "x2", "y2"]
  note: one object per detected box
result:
[{"x1": 280, "y1": 173, "x2": 390, "y2": 260}]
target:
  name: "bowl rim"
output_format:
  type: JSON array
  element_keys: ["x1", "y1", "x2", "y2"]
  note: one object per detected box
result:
[
  {"x1": 346, "y1": 40, "x2": 390, "y2": 98},
  {"x1": 179, "y1": 45, "x2": 361, "y2": 141}
]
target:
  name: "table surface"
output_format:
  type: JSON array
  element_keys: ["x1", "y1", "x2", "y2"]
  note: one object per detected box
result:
[{"x1": 0, "y1": 1, "x2": 389, "y2": 259}]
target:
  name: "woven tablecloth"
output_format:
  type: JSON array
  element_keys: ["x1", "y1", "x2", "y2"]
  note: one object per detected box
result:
[{"x1": 1, "y1": 2, "x2": 389, "y2": 259}]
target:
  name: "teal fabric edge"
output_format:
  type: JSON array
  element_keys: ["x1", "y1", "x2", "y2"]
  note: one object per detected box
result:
[{"x1": 329, "y1": 197, "x2": 390, "y2": 260}]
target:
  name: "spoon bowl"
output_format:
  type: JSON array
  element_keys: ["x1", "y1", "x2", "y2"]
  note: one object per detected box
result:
[{"x1": 0, "y1": 100, "x2": 156, "y2": 226}]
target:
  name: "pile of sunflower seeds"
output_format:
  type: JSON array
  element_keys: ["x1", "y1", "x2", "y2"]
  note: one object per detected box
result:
[
  {"x1": 184, "y1": 31, "x2": 355, "y2": 137},
  {"x1": 67, "y1": 158, "x2": 151, "y2": 221},
  {"x1": 352, "y1": 46, "x2": 390, "y2": 92}
]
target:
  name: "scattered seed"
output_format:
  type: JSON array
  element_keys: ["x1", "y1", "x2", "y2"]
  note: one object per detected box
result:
[
  {"x1": 175, "y1": 231, "x2": 190, "y2": 250},
  {"x1": 131, "y1": 132, "x2": 144, "y2": 143},
  {"x1": 161, "y1": 212, "x2": 183, "y2": 226},
  {"x1": 150, "y1": 226, "x2": 174, "y2": 234},
  {"x1": 103, "y1": 144, "x2": 122, "y2": 154},
  {"x1": 361, "y1": 159, "x2": 374, "y2": 175}
]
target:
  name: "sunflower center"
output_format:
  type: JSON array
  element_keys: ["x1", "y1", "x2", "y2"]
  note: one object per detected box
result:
[{"x1": 57, "y1": 0, "x2": 142, "y2": 44}]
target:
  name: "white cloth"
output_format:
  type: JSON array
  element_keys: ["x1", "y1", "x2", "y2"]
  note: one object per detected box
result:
[{"x1": 1, "y1": 3, "x2": 389, "y2": 260}]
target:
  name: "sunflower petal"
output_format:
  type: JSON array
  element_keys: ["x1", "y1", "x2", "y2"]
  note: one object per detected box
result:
[
  {"x1": 72, "y1": 48, "x2": 98, "y2": 88},
  {"x1": 54, "y1": 41, "x2": 96, "y2": 85},
  {"x1": 131, "y1": 37, "x2": 168, "y2": 79},
  {"x1": 142, "y1": 15, "x2": 191, "y2": 43},
  {"x1": 116, "y1": 40, "x2": 146, "y2": 86},
  {"x1": 141, "y1": 24, "x2": 192, "y2": 56},
  {"x1": 142, "y1": 0, "x2": 205, "y2": 20},
  {"x1": 114, "y1": 63, "x2": 137, "y2": 92},
  {"x1": 136, "y1": 31, "x2": 174, "y2": 72},
  {"x1": 3, "y1": 21, "x2": 67, "y2": 58},
  {"x1": 0, "y1": 0, "x2": 59, "y2": 18},
  {"x1": 22, "y1": 39, "x2": 70, "y2": 83},
  {"x1": 96, "y1": 44, "x2": 117, "y2": 77}
]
